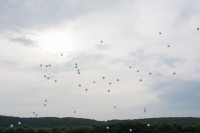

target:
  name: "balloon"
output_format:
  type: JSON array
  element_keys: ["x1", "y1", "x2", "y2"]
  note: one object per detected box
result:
[
  {"x1": 55, "y1": 80, "x2": 57, "y2": 82},
  {"x1": 147, "y1": 124, "x2": 150, "y2": 127},
  {"x1": 137, "y1": 70, "x2": 139, "y2": 72},
  {"x1": 44, "y1": 75, "x2": 47, "y2": 77},
  {"x1": 116, "y1": 79, "x2": 119, "y2": 81},
  {"x1": 197, "y1": 28, "x2": 199, "y2": 30},
  {"x1": 102, "y1": 76, "x2": 105, "y2": 79},
  {"x1": 18, "y1": 122, "x2": 21, "y2": 125},
  {"x1": 129, "y1": 66, "x2": 132, "y2": 69},
  {"x1": 139, "y1": 79, "x2": 142, "y2": 82},
  {"x1": 45, "y1": 100, "x2": 47, "y2": 102},
  {"x1": 159, "y1": 32, "x2": 162, "y2": 35},
  {"x1": 79, "y1": 84, "x2": 81, "y2": 87},
  {"x1": 10, "y1": 124, "x2": 13, "y2": 128},
  {"x1": 85, "y1": 88, "x2": 88, "y2": 91},
  {"x1": 106, "y1": 126, "x2": 109, "y2": 129},
  {"x1": 93, "y1": 81, "x2": 96, "y2": 84},
  {"x1": 149, "y1": 73, "x2": 152, "y2": 75},
  {"x1": 108, "y1": 89, "x2": 110, "y2": 92},
  {"x1": 173, "y1": 72, "x2": 176, "y2": 75},
  {"x1": 61, "y1": 54, "x2": 63, "y2": 56},
  {"x1": 109, "y1": 82, "x2": 112, "y2": 85},
  {"x1": 47, "y1": 77, "x2": 50, "y2": 79},
  {"x1": 40, "y1": 64, "x2": 42, "y2": 67},
  {"x1": 130, "y1": 129, "x2": 132, "y2": 132}
]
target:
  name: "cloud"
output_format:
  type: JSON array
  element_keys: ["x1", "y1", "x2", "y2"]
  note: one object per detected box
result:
[{"x1": 9, "y1": 36, "x2": 35, "y2": 47}]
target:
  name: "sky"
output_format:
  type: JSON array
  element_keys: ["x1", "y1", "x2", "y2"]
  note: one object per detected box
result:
[{"x1": 0, "y1": 0, "x2": 200, "y2": 121}]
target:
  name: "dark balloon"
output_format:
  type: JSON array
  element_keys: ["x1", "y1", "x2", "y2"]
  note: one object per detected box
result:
[
  {"x1": 139, "y1": 79, "x2": 142, "y2": 82},
  {"x1": 197, "y1": 28, "x2": 199, "y2": 30},
  {"x1": 149, "y1": 72, "x2": 152, "y2": 75},
  {"x1": 137, "y1": 70, "x2": 139, "y2": 72},
  {"x1": 40, "y1": 64, "x2": 42, "y2": 67},
  {"x1": 116, "y1": 79, "x2": 119, "y2": 81},
  {"x1": 109, "y1": 82, "x2": 111, "y2": 85},
  {"x1": 159, "y1": 32, "x2": 162, "y2": 35},
  {"x1": 108, "y1": 89, "x2": 110, "y2": 92},
  {"x1": 102, "y1": 76, "x2": 105, "y2": 79}
]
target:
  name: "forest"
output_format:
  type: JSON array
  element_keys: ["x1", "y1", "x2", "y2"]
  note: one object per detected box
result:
[{"x1": 1, "y1": 116, "x2": 200, "y2": 133}]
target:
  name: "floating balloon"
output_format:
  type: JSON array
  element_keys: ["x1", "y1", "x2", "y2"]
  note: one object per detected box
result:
[
  {"x1": 10, "y1": 124, "x2": 13, "y2": 128},
  {"x1": 48, "y1": 64, "x2": 51, "y2": 67},
  {"x1": 33, "y1": 112, "x2": 35, "y2": 114},
  {"x1": 109, "y1": 82, "x2": 112, "y2": 85},
  {"x1": 44, "y1": 104, "x2": 46, "y2": 106},
  {"x1": 78, "y1": 72, "x2": 80, "y2": 74},
  {"x1": 73, "y1": 111, "x2": 76, "y2": 113},
  {"x1": 159, "y1": 32, "x2": 162, "y2": 35},
  {"x1": 36, "y1": 114, "x2": 38, "y2": 116},
  {"x1": 173, "y1": 72, "x2": 176, "y2": 75},
  {"x1": 102, "y1": 76, "x2": 105, "y2": 79},
  {"x1": 46, "y1": 65, "x2": 48, "y2": 67},
  {"x1": 18, "y1": 122, "x2": 21, "y2": 125},
  {"x1": 137, "y1": 70, "x2": 139, "y2": 72},
  {"x1": 116, "y1": 79, "x2": 119, "y2": 81},
  {"x1": 130, "y1": 129, "x2": 132, "y2": 132},
  {"x1": 40, "y1": 64, "x2": 42, "y2": 67},
  {"x1": 44, "y1": 75, "x2": 47, "y2": 77},
  {"x1": 106, "y1": 126, "x2": 109, "y2": 130},
  {"x1": 114, "y1": 106, "x2": 116, "y2": 108},
  {"x1": 85, "y1": 88, "x2": 88, "y2": 91},
  {"x1": 93, "y1": 81, "x2": 96, "y2": 84},
  {"x1": 100, "y1": 40, "x2": 103, "y2": 43},
  {"x1": 197, "y1": 28, "x2": 199, "y2": 30},
  {"x1": 75, "y1": 63, "x2": 78, "y2": 66},
  {"x1": 45, "y1": 100, "x2": 47, "y2": 102},
  {"x1": 167, "y1": 45, "x2": 170, "y2": 47},
  {"x1": 54, "y1": 80, "x2": 57, "y2": 82},
  {"x1": 47, "y1": 77, "x2": 50, "y2": 79},
  {"x1": 108, "y1": 89, "x2": 110, "y2": 92},
  {"x1": 129, "y1": 66, "x2": 132, "y2": 69},
  {"x1": 61, "y1": 54, "x2": 63, "y2": 56},
  {"x1": 147, "y1": 124, "x2": 150, "y2": 127},
  {"x1": 79, "y1": 84, "x2": 81, "y2": 87},
  {"x1": 149, "y1": 72, "x2": 152, "y2": 75},
  {"x1": 139, "y1": 79, "x2": 142, "y2": 82},
  {"x1": 144, "y1": 108, "x2": 146, "y2": 113},
  {"x1": 75, "y1": 66, "x2": 78, "y2": 68}
]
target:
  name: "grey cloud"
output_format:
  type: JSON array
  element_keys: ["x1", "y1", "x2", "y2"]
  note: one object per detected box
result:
[
  {"x1": 0, "y1": 0, "x2": 121, "y2": 30},
  {"x1": 151, "y1": 79, "x2": 200, "y2": 110},
  {"x1": 9, "y1": 36, "x2": 35, "y2": 47}
]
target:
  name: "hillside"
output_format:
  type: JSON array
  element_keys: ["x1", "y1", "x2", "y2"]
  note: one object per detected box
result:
[{"x1": 1, "y1": 115, "x2": 200, "y2": 127}]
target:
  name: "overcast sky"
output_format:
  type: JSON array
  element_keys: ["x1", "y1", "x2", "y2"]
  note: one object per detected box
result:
[{"x1": 0, "y1": 0, "x2": 200, "y2": 121}]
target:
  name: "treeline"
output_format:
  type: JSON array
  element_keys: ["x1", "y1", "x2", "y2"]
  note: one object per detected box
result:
[
  {"x1": 0, "y1": 116, "x2": 103, "y2": 127},
  {"x1": 1, "y1": 121, "x2": 200, "y2": 133},
  {"x1": 1, "y1": 115, "x2": 200, "y2": 128}
]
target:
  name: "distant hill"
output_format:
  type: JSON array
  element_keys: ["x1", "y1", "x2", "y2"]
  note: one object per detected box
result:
[
  {"x1": 0, "y1": 115, "x2": 103, "y2": 127},
  {"x1": 1, "y1": 115, "x2": 200, "y2": 127},
  {"x1": 109, "y1": 117, "x2": 200, "y2": 126}
]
